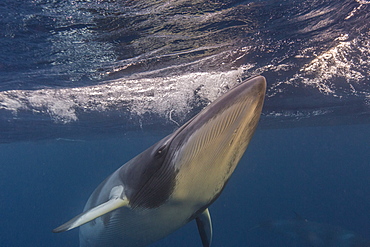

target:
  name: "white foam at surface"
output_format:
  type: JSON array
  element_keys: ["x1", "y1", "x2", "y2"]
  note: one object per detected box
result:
[
  {"x1": 0, "y1": 70, "x2": 243, "y2": 123},
  {"x1": 269, "y1": 32, "x2": 370, "y2": 98}
]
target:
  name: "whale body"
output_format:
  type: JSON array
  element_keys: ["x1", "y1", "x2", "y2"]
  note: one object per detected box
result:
[{"x1": 53, "y1": 75, "x2": 266, "y2": 247}]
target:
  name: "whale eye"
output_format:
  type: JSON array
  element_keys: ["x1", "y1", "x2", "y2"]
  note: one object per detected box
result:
[{"x1": 155, "y1": 144, "x2": 167, "y2": 157}]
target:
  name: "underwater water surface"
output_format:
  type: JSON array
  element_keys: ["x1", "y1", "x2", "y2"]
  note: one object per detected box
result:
[{"x1": 0, "y1": 0, "x2": 369, "y2": 246}]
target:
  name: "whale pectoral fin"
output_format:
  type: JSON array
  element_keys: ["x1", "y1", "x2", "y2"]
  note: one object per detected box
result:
[
  {"x1": 52, "y1": 197, "x2": 129, "y2": 233},
  {"x1": 53, "y1": 185, "x2": 129, "y2": 233},
  {"x1": 196, "y1": 208, "x2": 213, "y2": 247}
]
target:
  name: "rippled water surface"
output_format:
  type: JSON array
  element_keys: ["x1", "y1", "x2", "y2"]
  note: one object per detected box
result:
[
  {"x1": 0, "y1": 1, "x2": 369, "y2": 246},
  {"x1": 1, "y1": 0, "x2": 369, "y2": 141}
]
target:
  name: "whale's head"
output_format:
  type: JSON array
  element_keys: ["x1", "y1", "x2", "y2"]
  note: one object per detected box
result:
[{"x1": 167, "y1": 75, "x2": 266, "y2": 204}]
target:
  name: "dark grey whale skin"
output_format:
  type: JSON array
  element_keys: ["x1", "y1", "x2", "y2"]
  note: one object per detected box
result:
[{"x1": 58, "y1": 75, "x2": 267, "y2": 247}]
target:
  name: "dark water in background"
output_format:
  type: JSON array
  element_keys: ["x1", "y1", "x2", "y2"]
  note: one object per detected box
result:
[
  {"x1": 0, "y1": 0, "x2": 369, "y2": 246},
  {"x1": 1, "y1": 125, "x2": 369, "y2": 247}
]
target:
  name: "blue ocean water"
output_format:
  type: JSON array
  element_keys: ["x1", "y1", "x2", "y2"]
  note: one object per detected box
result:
[
  {"x1": 1, "y1": 125, "x2": 369, "y2": 246},
  {"x1": 0, "y1": 0, "x2": 369, "y2": 246}
]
